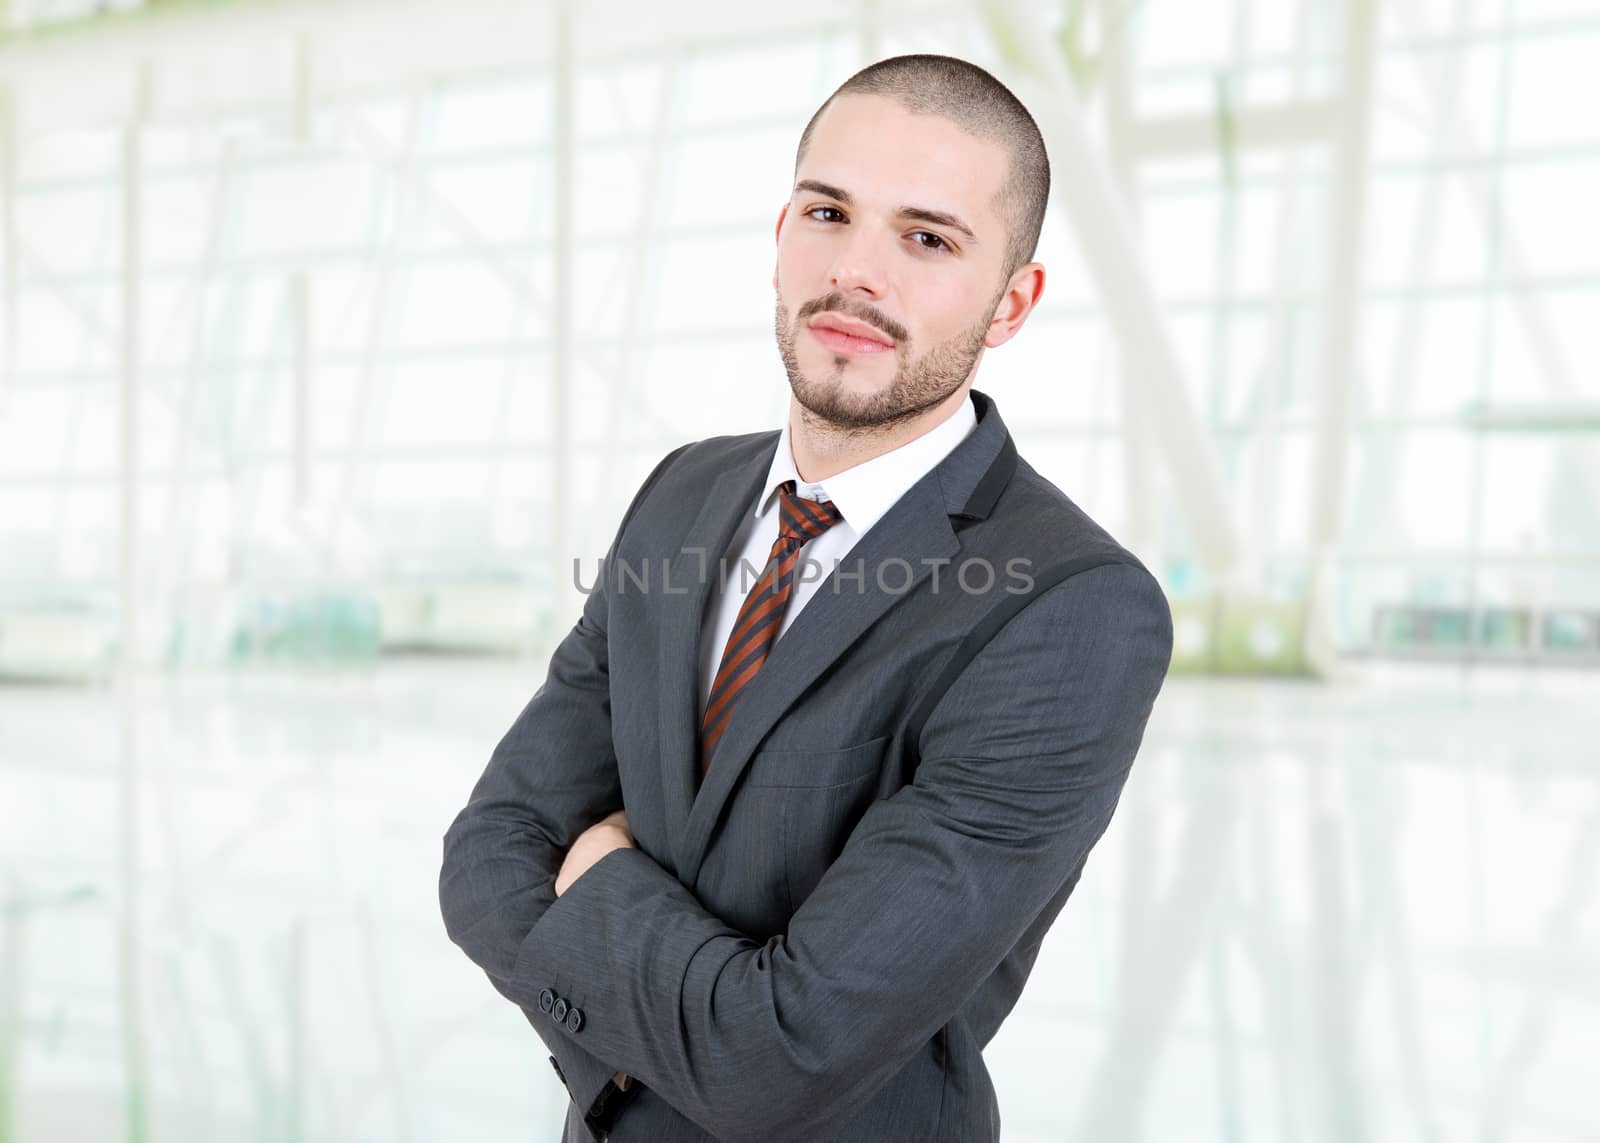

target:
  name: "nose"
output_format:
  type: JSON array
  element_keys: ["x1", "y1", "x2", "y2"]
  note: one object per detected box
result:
[{"x1": 827, "y1": 226, "x2": 888, "y2": 300}]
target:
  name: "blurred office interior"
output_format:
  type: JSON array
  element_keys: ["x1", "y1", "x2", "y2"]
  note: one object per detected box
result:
[{"x1": 0, "y1": 0, "x2": 1597, "y2": 1139}]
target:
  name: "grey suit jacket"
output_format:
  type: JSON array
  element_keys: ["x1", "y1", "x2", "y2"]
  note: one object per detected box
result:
[{"x1": 438, "y1": 388, "x2": 1174, "y2": 1142}]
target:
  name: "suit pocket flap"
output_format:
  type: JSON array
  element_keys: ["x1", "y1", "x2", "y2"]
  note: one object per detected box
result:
[{"x1": 743, "y1": 734, "x2": 890, "y2": 789}]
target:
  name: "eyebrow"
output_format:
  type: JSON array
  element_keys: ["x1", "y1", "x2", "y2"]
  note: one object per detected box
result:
[{"x1": 793, "y1": 179, "x2": 979, "y2": 245}]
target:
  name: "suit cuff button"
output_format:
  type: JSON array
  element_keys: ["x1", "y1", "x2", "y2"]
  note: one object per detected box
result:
[
  {"x1": 566, "y1": 1006, "x2": 585, "y2": 1033},
  {"x1": 553, "y1": 997, "x2": 569, "y2": 1022},
  {"x1": 538, "y1": 988, "x2": 555, "y2": 1014}
]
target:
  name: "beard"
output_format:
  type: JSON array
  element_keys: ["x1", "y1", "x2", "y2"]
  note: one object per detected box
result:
[{"x1": 774, "y1": 287, "x2": 995, "y2": 434}]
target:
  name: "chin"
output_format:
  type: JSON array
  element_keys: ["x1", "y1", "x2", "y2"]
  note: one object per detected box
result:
[
  {"x1": 795, "y1": 373, "x2": 889, "y2": 420},
  {"x1": 800, "y1": 359, "x2": 886, "y2": 397}
]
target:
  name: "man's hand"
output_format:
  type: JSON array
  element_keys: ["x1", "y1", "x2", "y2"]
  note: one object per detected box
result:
[
  {"x1": 554, "y1": 810, "x2": 634, "y2": 898},
  {"x1": 557, "y1": 812, "x2": 639, "y2": 1096}
]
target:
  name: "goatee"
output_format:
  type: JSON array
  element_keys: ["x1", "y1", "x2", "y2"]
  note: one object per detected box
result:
[{"x1": 774, "y1": 289, "x2": 992, "y2": 435}]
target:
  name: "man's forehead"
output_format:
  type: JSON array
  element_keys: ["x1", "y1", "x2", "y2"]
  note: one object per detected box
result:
[{"x1": 796, "y1": 96, "x2": 1008, "y2": 227}]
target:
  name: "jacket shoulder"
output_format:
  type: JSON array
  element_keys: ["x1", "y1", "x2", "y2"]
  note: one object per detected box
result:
[
  {"x1": 983, "y1": 453, "x2": 1155, "y2": 579},
  {"x1": 668, "y1": 429, "x2": 778, "y2": 484},
  {"x1": 613, "y1": 430, "x2": 776, "y2": 537},
  {"x1": 632, "y1": 430, "x2": 776, "y2": 496}
]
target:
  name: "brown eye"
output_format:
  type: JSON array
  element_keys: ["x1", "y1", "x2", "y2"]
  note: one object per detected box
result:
[
  {"x1": 806, "y1": 206, "x2": 845, "y2": 223},
  {"x1": 913, "y1": 231, "x2": 949, "y2": 252}
]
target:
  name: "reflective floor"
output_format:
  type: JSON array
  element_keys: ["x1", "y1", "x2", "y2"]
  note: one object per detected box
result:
[{"x1": 2, "y1": 658, "x2": 1596, "y2": 1142}]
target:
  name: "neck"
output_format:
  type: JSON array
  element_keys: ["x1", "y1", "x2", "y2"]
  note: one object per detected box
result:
[{"x1": 787, "y1": 383, "x2": 973, "y2": 484}]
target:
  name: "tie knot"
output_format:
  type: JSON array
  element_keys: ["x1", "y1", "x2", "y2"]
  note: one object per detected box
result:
[{"x1": 776, "y1": 479, "x2": 844, "y2": 544}]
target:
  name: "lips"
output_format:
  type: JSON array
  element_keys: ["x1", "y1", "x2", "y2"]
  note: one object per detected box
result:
[{"x1": 807, "y1": 314, "x2": 896, "y2": 355}]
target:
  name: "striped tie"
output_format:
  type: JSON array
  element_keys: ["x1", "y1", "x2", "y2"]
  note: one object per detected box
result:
[{"x1": 700, "y1": 479, "x2": 845, "y2": 776}]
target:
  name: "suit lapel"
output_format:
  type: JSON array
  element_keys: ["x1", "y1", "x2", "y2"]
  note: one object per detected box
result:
[
  {"x1": 670, "y1": 388, "x2": 1018, "y2": 886},
  {"x1": 655, "y1": 436, "x2": 776, "y2": 876}
]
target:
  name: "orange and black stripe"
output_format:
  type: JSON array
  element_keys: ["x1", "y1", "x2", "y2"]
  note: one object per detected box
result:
[{"x1": 700, "y1": 480, "x2": 845, "y2": 775}]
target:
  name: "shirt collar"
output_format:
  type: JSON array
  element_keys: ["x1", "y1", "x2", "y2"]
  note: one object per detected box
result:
[{"x1": 755, "y1": 393, "x2": 979, "y2": 536}]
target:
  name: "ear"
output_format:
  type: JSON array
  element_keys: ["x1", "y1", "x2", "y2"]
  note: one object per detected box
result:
[
  {"x1": 773, "y1": 203, "x2": 788, "y2": 289},
  {"x1": 983, "y1": 262, "x2": 1046, "y2": 349}
]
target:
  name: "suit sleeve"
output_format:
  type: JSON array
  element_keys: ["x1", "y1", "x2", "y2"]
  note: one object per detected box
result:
[
  {"x1": 514, "y1": 560, "x2": 1175, "y2": 1142},
  {"x1": 437, "y1": 440, "x2": 693, "y2": 1123}
]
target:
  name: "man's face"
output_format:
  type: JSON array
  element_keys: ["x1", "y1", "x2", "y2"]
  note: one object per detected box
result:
[{"x1": 774, "y1": 94, "x2": 1017, "y2": 432}]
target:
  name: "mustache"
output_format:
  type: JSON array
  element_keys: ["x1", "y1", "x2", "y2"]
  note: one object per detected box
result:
[{"x1": 795, "y1": 292, "x2": 908, "y2": 345}]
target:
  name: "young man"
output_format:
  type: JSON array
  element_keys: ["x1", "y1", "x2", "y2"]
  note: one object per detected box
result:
[{"x1": 440, "y1": 54, "x2": 1174, "y2": 1143}]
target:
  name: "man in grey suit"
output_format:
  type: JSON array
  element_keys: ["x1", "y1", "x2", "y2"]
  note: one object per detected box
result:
[{"x1": 440, "y1": 54, "x2": 1174, "y2": 1142}]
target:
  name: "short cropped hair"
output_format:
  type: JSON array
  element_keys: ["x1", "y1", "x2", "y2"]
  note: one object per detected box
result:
[{"x1": 794, "y1": 53, "x2": 1050, "y2": 279}]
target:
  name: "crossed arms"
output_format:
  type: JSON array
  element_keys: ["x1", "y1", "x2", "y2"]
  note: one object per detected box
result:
[{"x1": 438, "y1": 457, "x2": 1174, "y2": 1142}]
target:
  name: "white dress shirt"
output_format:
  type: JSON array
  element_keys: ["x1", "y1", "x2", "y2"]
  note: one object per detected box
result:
[{"x1": 696, "y1": 393, "x2": 979, "y2": 721}]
